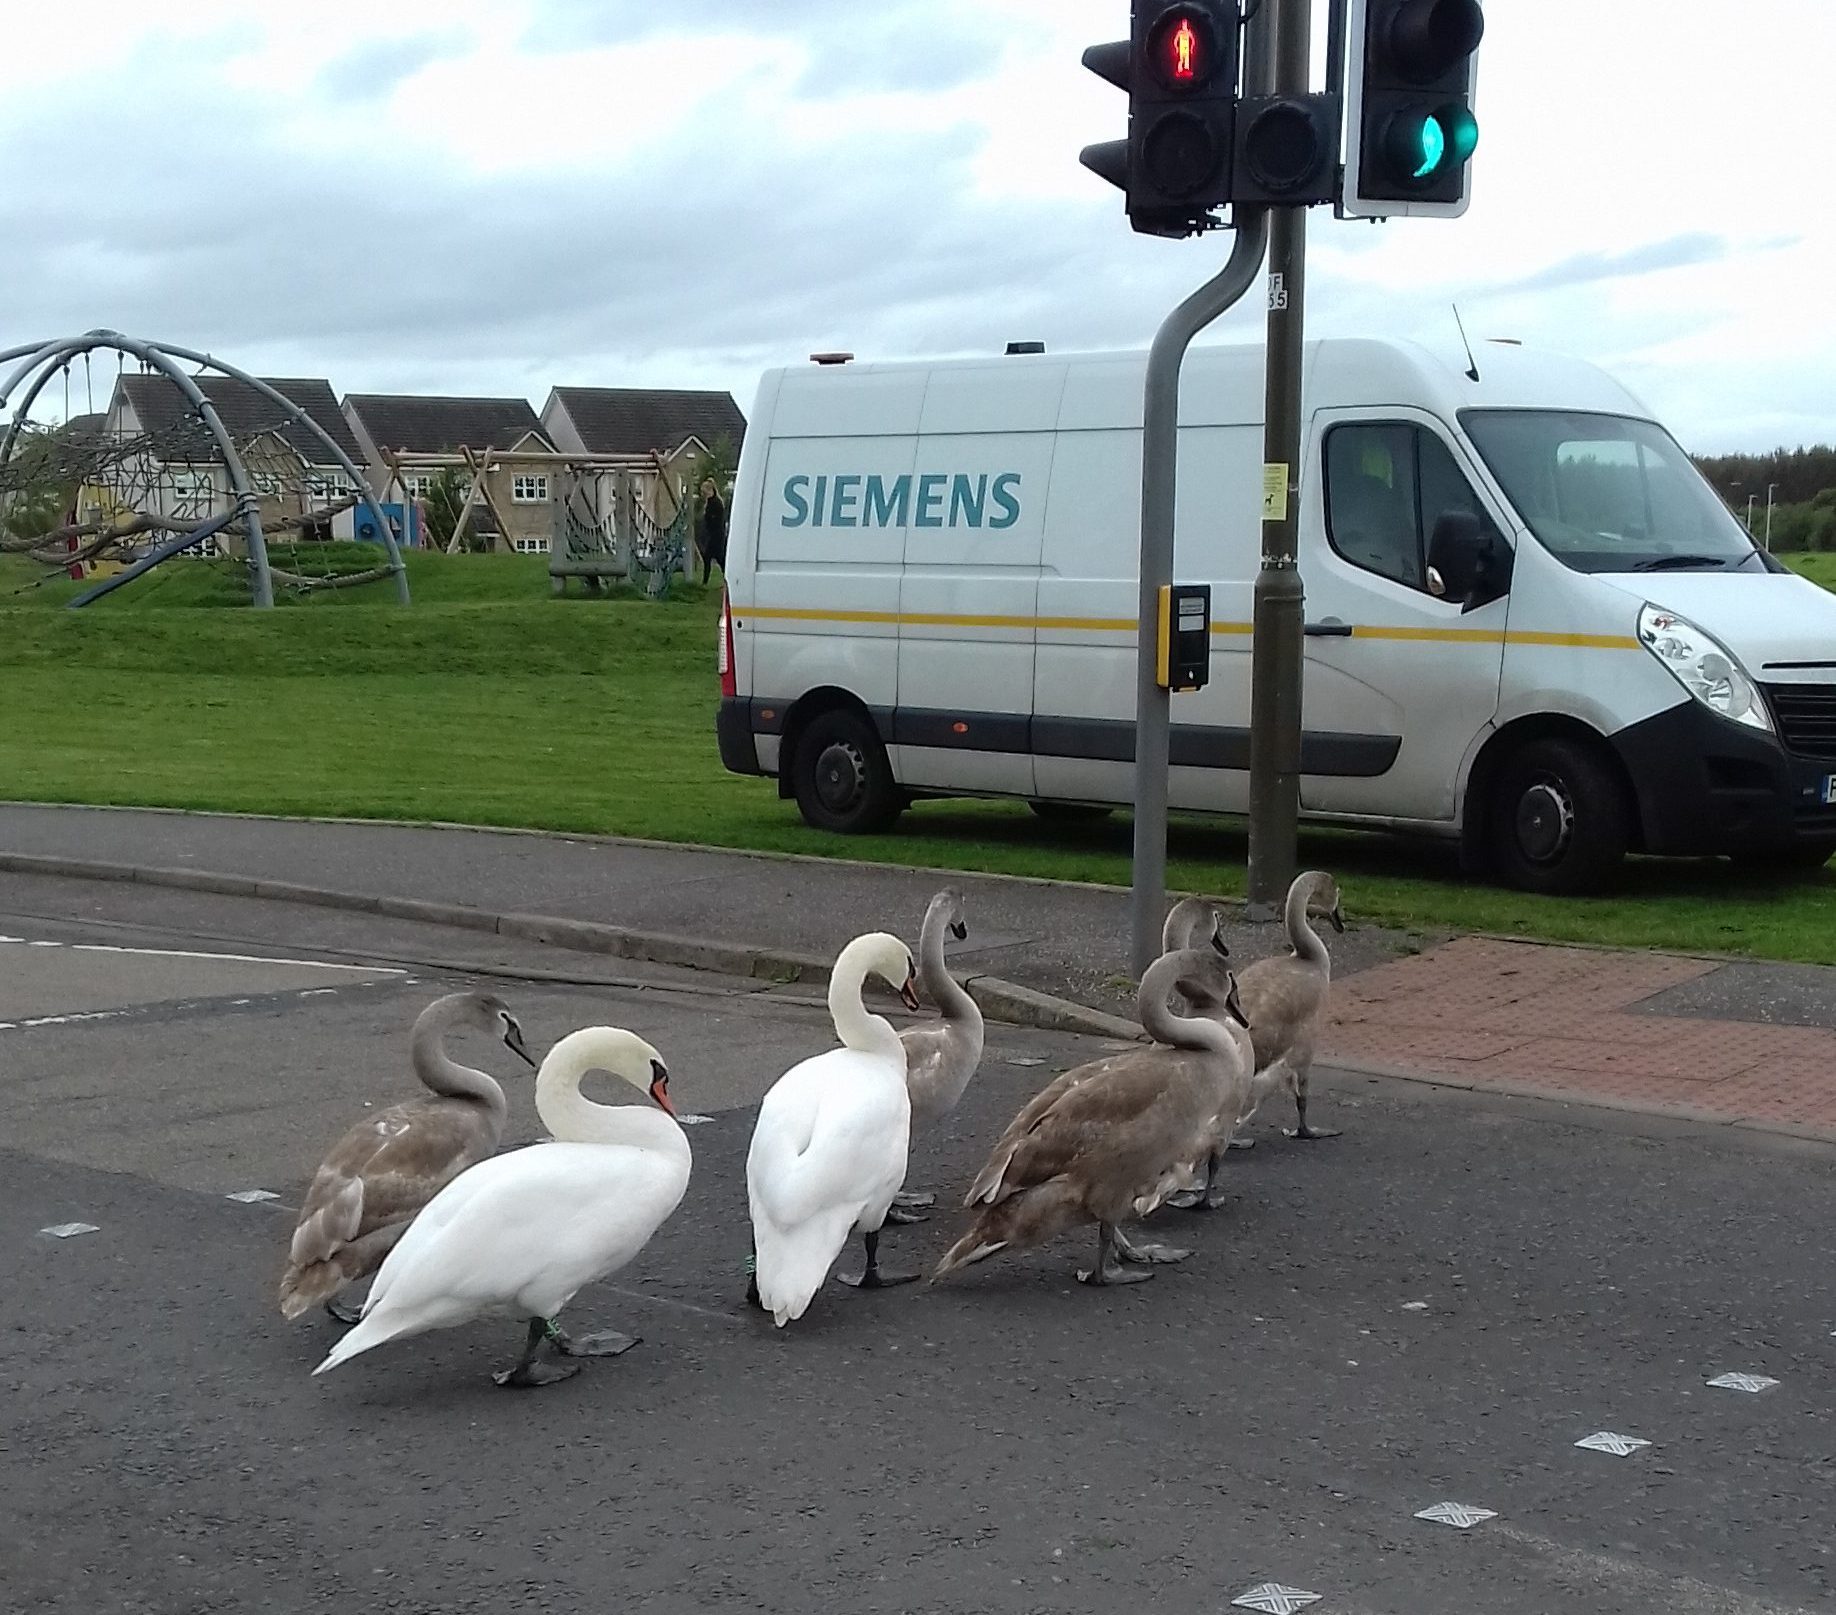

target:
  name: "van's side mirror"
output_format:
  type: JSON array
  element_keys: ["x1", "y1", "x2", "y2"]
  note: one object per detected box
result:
[{"x1": 1428, "y1": 511, "x2": 1511, "y2": 614}]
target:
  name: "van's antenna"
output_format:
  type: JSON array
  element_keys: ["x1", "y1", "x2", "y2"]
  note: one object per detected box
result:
[{"x1": 1453, "y1": 304, "x2": 1480, "y2": 383}]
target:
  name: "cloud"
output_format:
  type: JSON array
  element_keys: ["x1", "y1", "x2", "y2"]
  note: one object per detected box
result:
[
  {"x1": 1482, "y1": 233, "x2": 1737, "y2": 297},
  {"x1": 313, "y1": 31, "x2": 477, "y2": 103}
]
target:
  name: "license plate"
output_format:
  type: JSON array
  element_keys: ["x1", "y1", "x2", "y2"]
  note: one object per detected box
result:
[{"x1": 1826, "y1": 776, "x2": 1836, "y2": 807}]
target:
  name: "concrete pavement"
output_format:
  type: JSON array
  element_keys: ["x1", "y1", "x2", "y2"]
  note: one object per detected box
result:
[
  {"x1": 4, "y1": 803, "x2": 1836, "y2": 1139},
  {"x1": 3, "y1": 886, "x2": 1835, "y2": 1613}
]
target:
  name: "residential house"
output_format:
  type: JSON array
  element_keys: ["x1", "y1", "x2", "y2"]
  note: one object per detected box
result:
[
  {"x1": 89, "y1": 374, "x2": 364, "y2": 555},
  {"x1": 341, "y1": 394, "x2": 558, "y2": 555},
  {"x1": 539, "y1": 386, "x2": 746, "y2": 545}
]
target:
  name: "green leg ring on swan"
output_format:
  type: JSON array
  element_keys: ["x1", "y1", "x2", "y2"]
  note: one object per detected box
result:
[
  {"x1": 492, "y1": 1317, "x2": 581, "y2": 1389},
  {"x1": 1077, "y1": 1223, "x2": 1158, "y2": 1285},
  {"x1": 837, "y1": 1229, "x2": 920, "y2": 1289},
  {"x1": 744, "y1": 1244, "x2": 763, "y2": 1310}
]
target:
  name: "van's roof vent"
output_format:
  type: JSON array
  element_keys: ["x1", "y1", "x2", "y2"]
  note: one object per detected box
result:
[
  {"x1": 810, "y1": 351, "x2": 855, "y2": 366},
  {"x1": 1005, "y1": 341, "x2": 1046, "y2": 356}
]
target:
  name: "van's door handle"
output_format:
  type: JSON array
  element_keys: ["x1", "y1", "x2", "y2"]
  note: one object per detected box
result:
[{"x1": 1304, "y1": 621, "x2": 1354, "y2": 638}]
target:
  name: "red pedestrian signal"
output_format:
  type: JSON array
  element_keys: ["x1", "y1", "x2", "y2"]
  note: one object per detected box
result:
[{"x1": 1148, "y1": 6, "x2": 1219, "y2": 91}]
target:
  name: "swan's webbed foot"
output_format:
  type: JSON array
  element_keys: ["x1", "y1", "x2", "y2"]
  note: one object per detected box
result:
[
  {"x1": 492, "y1": 1318, "x2": 582, "y2": 1389},
  {"x1": 1227, "y1": 1134, "x2": 1258, "y2": 1151},
  {"x1": 1285, "y1": 1089, "x2": 1341, "y2": 1141},
  {"x1": 883, "y1": 1202, "x2": 930, "y2": 1225},
  {"x1": 1077, "y1": 1223, "x2": 1158, "y2": 1285},
  {"x1": 894, "y1": 1189, "x2": 936, "y2": 1209},
  {"x1": 493, "y1": 1357, "x2": 580, "y2": 1388},
  {"x1": 324, "y1": 1297, "x2": 363, "y2": 1326},
  {"x1": 1111, "y1": 1225, "x2": 1193, "y2": 1265},
  {"x1": 553, "y1": 1328, "x2": 640, "y2": 1358},
  {"x1": 1162, "y1": 1187, "x2": 1204, "y2": 1210},
  {"x1": 838, "y1": 1229, "x2": 920, "y2": 1289}
]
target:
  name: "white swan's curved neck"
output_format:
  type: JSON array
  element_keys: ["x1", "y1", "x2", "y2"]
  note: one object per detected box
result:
[
  {"x1": 537, "y1": 1054, "x2": 668, "y2": 1147},
  {"x1": 830, "y1": 955, "x2": 902, "y2": 1058}
]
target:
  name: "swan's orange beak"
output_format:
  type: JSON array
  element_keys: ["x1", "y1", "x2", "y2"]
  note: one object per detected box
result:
[
  {"x1": 648, "y1": 1058, "x2": 677, "y2": 1117},
  {"x1": 900, "y1": 971, "x2": 922, "y2": 1013}
]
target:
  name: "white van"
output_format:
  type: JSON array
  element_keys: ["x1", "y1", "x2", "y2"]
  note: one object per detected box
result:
[{"x1": 716, "y1": 338, "x2": 1836, "y2": 893}]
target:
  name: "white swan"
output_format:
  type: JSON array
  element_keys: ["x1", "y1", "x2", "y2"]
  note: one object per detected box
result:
[
  {"x1": 314, "y1": 1026, "x2": 692, "y2": 1387},
  {"x1": 745, "y1": 931, "x2": 921, "y2": 1327}
]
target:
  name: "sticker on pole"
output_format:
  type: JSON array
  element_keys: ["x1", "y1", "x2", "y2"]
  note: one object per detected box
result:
[
  {"x1": 1263, "y1": 463, "x2": 1290, "y2": 522},
  {"x1": 1268, "y1": 271, "x2": 1289, "y2": 312}
]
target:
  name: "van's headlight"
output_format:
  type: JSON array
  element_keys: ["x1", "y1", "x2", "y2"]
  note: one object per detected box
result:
[{"x1": 1637, "y1": 605, "x2": 1772, "y2": 733}]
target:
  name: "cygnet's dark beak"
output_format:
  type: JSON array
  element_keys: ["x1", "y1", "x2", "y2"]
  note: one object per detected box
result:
[
  {"x1": 900, "y1": 971, "x2": 922, "y2": 1013},
  {"x1": 1209, "y1": 928, "x2": 1230, "y2": 958},
  {"x1": 1329, "y1": 905, "x2": 1346, "y2": 934},
  {"x1": 1225, "y1": 978, "x2": 1250, "y2": 1029},
  {"x1": 503, "y1": 1022, "x2": 537, "y2": 1068},
  {"x1": 950, "y1": 919, "x2": 968, "y2": 942}
]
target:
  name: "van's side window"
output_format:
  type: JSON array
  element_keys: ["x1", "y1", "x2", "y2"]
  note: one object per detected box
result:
[{"x1": 1324, "y1": 424, "x2": 1496, "y2": 592}]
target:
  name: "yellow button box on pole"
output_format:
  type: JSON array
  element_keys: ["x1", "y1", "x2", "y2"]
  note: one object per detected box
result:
[{"x1": 1157, "y1": 582, "x2": 1212, "y2": 692}]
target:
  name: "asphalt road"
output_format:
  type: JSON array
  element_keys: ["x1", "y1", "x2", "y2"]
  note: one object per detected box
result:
[{"x1": 2, "y1": 877, "x2": 1833, "y2": 1614}]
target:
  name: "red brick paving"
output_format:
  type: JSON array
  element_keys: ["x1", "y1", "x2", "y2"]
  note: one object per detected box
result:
[{"x1": 1324, "y1": 937, "x2": 1836, "y2": 1137}]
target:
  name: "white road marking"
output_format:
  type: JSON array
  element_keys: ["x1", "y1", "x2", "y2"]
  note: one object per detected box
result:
[
  {"x1": 1415, "y1": 1502, "x2": 1497, "y2": 1529},
  {"x1": 40, "y1": 1222, "x2": 99, "y2": 1238}
]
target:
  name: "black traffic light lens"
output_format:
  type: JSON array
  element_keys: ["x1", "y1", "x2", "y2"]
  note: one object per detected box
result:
[
  {"x1": 1241, "y1": 99, "x2": 1330, "y2": 195},
  {"x1": 1387, "y1": 0, "x2": 1485, "y2": 83},
  {"x1": 1146, "y1": 5, "x2": 1222, "y2": 91},
  {"x1": 1141, "y1": 109, "x2": 1224, "y2": 198}
]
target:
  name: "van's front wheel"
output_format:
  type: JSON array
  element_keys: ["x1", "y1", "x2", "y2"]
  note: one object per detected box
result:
[
  {"x1": 1488, "y1": 736, "x2": 1630, "y2": 895},
  {"x1": 792, "y1": 709, "x2": 904, "y2": 835}
]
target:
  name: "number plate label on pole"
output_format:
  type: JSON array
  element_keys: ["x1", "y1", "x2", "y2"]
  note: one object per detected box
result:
[{"x1": 1268, "y1": 271, "x2": 1289, "y2": 311}]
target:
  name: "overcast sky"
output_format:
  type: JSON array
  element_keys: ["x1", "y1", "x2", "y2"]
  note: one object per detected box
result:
[{"x1": 2, "y1": 1, "x2": 1830, "y2": 452}]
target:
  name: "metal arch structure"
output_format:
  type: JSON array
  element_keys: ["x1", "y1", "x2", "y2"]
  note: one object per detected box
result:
[{"x1": 0, "y1": 330, "x2": 410, "y2": 608}]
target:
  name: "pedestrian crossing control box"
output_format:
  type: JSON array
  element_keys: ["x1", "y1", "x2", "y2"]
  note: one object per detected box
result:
[{"x1": 1157, "y1": 583, "x2": 1212, "y2": 692}]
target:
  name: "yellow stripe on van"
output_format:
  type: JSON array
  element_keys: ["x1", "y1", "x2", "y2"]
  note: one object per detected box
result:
[{"x1": 732, "y1": 605, "x2": 1639, "y2": 651}]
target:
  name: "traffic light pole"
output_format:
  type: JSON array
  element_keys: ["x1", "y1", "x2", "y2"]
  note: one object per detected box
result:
[
  {"x1": 1128, "y1": 8, "x2": 1273, "y2": 978},
  {"x1": 1245, "y1": 0, "x2": 1311, "y2": 920}
]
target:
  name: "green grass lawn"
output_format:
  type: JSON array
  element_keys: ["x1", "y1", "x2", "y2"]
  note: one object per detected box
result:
[{"x1": 1, "y1": 549, "x2": 1834, "y2": 963}]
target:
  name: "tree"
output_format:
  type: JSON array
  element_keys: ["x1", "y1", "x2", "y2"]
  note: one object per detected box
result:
[{"x1": 420, "y1": 468, "x2": 470, "y2": 553}]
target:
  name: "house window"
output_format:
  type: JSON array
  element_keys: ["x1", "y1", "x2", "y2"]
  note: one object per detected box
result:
[
  {"x1": 511, "y1": 474, "x2": 550, "y2": 504},
  {"x1": 512, "y1": 536, "x2": 550, "y2": 554},
  {"x1": 169, "y1": 470, "x2": 213, "y2": 508},
  {"x1": 309, "y1": 476, "x2": 349, "y2": 508}
]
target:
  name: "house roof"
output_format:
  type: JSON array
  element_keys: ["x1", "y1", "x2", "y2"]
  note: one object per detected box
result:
[
  {"x1": 117, "y1": 374, "x2": 362, "y2": 466},
  {"x1": 344, "y1": 394, "x2": 549, "y2": 457},
  {"x1": 549, "y1": 387, "x2": 745, "y2": 457}
]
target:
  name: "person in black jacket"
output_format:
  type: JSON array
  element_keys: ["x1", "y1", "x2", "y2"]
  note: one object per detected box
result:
[{"x1": 697, "y1": 478, "x2": 728, "y2": 585}]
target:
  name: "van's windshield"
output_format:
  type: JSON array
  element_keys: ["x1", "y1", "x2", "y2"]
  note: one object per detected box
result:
[{"x1": 1460, "y1": 409, "x2": 1764, "y2": 575}]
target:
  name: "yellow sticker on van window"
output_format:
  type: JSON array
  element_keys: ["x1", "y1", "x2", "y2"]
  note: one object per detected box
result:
[{"x1": 1263, "y1": 463, "x2": 1289, "y2": 522}]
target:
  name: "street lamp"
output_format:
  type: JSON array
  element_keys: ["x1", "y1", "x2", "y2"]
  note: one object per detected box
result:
[
  {"x1": 1765, "y1": 482, "x2": 1778, "y2": 551},
  {"x1": 1745, "y1": 493, "x2": 1757, "y2": 530}
]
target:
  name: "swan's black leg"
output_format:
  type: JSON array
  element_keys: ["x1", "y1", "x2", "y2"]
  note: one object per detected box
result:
[
  {"x1": 492, "y1": 1316, "x2": 580, "y2": 1388},
  {"x1": 1285, "y1": 1071, "x2": 1341, "y2": 1141},
  {"x1": 838, "y1": 1229, "x2": 919, "y2": 1288},
  {"x1": 1078, "y1": 1223, "x2": 1155, "y2": 1285}
]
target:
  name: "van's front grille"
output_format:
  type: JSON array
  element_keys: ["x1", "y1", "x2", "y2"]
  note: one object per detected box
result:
[{"x1": 1765, "y1": 684, "x2": 1836, "y2": 760}]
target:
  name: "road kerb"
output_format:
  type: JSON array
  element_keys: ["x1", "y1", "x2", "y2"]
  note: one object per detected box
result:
[{"x1": 0, "y1": 850, "x2": 1138, "y2": 1040}]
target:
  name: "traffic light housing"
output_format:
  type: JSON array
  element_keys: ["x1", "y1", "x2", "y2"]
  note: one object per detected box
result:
[
  {"x1": 1081, "y1": 2, "x2": 1242, "y2": 238},
  {"x1": 1343, "y1": 0, "x2": 1484, "y2": 218}
]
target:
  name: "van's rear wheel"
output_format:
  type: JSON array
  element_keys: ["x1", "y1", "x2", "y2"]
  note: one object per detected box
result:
[
  {"x1": 1488, "y1": 736, "x2": 1630, "y2": 895},
  {"x1": 792, "y1": 709, "x2": 904, "y2": 835}
]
